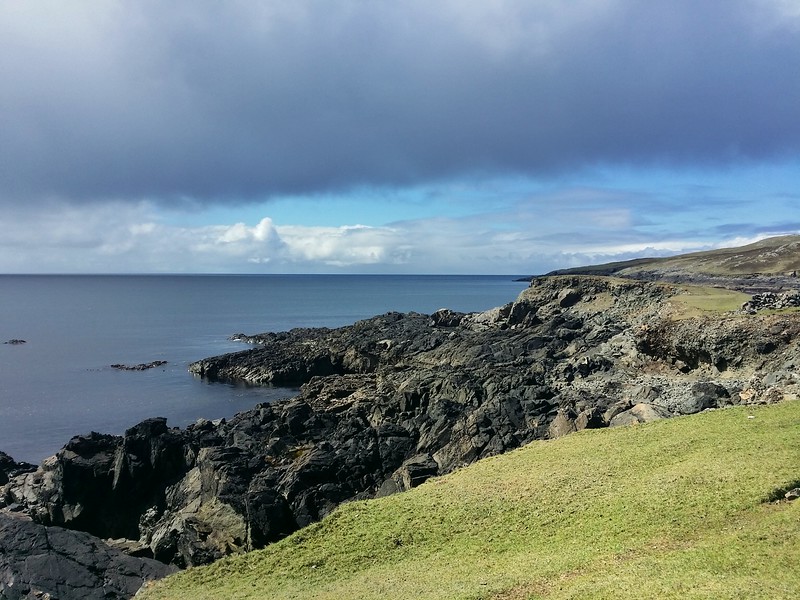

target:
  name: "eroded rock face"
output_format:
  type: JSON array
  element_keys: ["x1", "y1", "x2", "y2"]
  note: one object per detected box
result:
[
  {"x1": 0, "y1": 513, "x2": 176, "y2": 600},
  {"x1": 5, "y1": 275, "x2": 800, "y2": 571},
  {"x1": 0, "y1": 452, "x2": 35, "y2": 488},
  {"x1": 7, "y1": 419, "x2": 191, "y2": 542}
]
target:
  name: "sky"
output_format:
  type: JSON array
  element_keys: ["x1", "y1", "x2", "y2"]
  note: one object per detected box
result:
[{"x1": 1, "y1": 0, "x2": 799, "y2": 275}]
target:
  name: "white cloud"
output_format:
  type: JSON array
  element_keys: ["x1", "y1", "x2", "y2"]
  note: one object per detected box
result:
[
  {"x1": 561, "y1": 240, "x2": 706, "y2": 256},
  {"x1": 217, "y1": 223, "x2": 250, "y2": 244},
  {"x1": 277, "y1": 224, "x2": 402, "y2": 265},
  {"x1": 0, "y1": 203, "x2": 412, "y2": 273},
  {"x1": 751, "y1": 0, "x2": 800, "y2": 30},
  {"x1": 1, "y1": 178, "x2": 798, "y2": 275}
]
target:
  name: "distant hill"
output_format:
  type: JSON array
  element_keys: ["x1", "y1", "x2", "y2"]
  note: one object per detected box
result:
[{"x1": 544, "y1": 235, "x2": 800, "y2": 292}]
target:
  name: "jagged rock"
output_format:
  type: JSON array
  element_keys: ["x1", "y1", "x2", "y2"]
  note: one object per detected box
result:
[
  {"x1": 376, "y1": 454, "x2": 439, "y2": 497},
  {"x1": 603, "y1": 399, "x2": 633, "y2": 424},
  {"x1": 110, "y1": 361, "x2": 168, "y2": 371},
  {"x1": 609, "y1": 403, "x2": 671, "y2": 427},
  {"x1": 0, "y1": 512, "x2": 175, "y2": 600},
  {"x1": 7, "y1": 274, "x2": 800, "y2": 575},
  {"x1": 646, "y1": 381, "x2": 730, "y2": 416},
  {"x1": 245, "y1": 472, "x2": 297, "y2": 548},
  {"x1": 635, "y1": 312, "x2": 800, "y2": 375},
  {"x1": 0, "y1": 452, "x2": 35, "y2": 488},
  {"x1": 507, "y1": 300, "x2": 539, "y2": 328},
  {"x1": 683, "y1": 382, "x2": 729, "y2": 414},
  {"x1": 741, "y1": 291, "x2": 800, "y2": 313},
  {"x1": 3, "y1": 339, "x2": 26, "y2": 345},
  {"x1": 574, "y1": 407, "x2": 604, "y2": 430},
  {"x1": 429, "y1": 309, "x2": 466, "y2": 328},
  {"x1": 548, "y1": 410, "x2": 577, "y2": 439},
  {"x1": 462, "y1": 304, "x2": 512, "y2": 331},
  {"x1": 5, "y1": 419, "x2": 191, "y2": 541},
  {"x1": 558, "y1": 287, "x2": 582, "y2": 308},
  {"x1": 786, "y1": 488, "x2": 800, "y2": 501}
]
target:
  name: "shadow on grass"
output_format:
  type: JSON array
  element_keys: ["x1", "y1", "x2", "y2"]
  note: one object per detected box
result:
[{"x1": 763, "y1": 479, "x2": 800, "y2": 503}]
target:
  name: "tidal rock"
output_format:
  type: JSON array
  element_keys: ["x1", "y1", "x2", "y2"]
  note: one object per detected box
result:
[
  {"x1": 110, "y1": 361, "x2": 168, "y2": 371},
  {"x1": 3, "y1": 339, "x2": 26, "y2": 345}
]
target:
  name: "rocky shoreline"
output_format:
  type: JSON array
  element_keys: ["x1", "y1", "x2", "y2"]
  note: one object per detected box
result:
[
  {"x1": 539, "y1": 271, "x2": 800, "y2": 294},
  {"x1": 3, "y1": 274, "x2": 800, "y2": 598},
  {"x1": 110, "y1": 360, "x2": 169, "y2": 371}
]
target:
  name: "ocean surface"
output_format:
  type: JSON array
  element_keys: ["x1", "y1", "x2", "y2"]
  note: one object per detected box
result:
[{"x1": 0, "y1": 275, "x2": 528, "y2": 464}]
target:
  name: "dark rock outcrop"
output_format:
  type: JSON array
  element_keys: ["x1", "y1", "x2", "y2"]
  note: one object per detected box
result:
[
  {"x1": 741, "y1": 291, "x2": 800, "y2": 313},
  {"x1": 0, "y1": 452, "x2": 35, "y2": 489},
  {"x1": 0, "y1": 512, "x2": 176, "y2": 600},
  {"x1": 6, "y1": 419, "x2": 193, "y2": 544},
  {"x1": 376, "y1": 453, "x2": 442, "y2": 497},
  {"x1": 6, "y1": 275, "x2": 800, "y2": 572},
  {"x1": 110, "y1": 361, "x2": 168, "y2": 371}
]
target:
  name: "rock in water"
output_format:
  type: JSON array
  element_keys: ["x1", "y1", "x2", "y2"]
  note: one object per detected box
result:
[
  {"x1": 110, "y1": 361, "x2": 168, "y2": 371},
  {"x1": 0, "y1": 513, "x2": 176, "y2": 600}
]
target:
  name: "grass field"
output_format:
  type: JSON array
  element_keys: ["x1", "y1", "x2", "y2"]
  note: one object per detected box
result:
[
  {"x1": 667, "y1": 285, "x2": 751, "y2": 318},
  {"x1": 140, "y1": 401, "x2": 800, "y2": 600}
]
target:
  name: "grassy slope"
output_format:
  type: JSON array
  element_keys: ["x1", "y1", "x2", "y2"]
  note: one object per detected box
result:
[
  {"x1": 141, "y1": 402, "x2": 800, "y2": 600},
  {"x1": 642, "y1": 235, "x2": 800, "y2": 276},
  {"x1": 667, "y1": 285, "x2": 751, "y2": 318},
  {"x1": 547, "y1": 235, "x2": 800, "y2": 278}
]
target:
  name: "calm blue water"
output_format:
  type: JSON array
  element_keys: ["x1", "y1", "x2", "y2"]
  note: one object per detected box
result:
[{"x1": 0, "y1": 275, "x2": 527, "y2": 463}]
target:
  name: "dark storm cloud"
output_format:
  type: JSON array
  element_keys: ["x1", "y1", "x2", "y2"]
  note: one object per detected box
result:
[{"x1": 1, "y1": 0, "x2": 799, "y2": 205}]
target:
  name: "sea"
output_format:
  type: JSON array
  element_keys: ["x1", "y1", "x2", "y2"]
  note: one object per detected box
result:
[{"x1": 0, "y1": 275, "x2": 528, "y2": 464}]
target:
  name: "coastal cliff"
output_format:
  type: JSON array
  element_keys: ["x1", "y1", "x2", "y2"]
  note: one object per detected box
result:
[
  {"x1": 543, "y1": 234, "x2": 800, "y2": 293},
  {"x1": 3, "y1": 274, "x2": 800, "y2": 588}
]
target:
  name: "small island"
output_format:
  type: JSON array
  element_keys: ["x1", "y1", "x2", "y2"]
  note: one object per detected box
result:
[{"x1": 110, "y1": 360, "x2": 168, "y2": 371}]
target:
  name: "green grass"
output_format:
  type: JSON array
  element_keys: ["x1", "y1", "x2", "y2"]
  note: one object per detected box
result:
[
  {"x1": 760, "y1": 307, "x2": 800, "y2": 316},
  {"x1": 646, "y1": 234, "x2": 800, "y2": 276},
  {"x1": 551, "y1": 235, "x2": 800, "y2": 278},
  {"x1": 140, "y1": 402, "x2": 800, "y2": 600},
  {"x1": 668, "y1": 285, "x2": 750, "y2": 318}
]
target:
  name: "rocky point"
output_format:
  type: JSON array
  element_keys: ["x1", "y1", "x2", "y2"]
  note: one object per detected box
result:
[{"x1": 3, "y1": 275, "x2": 800, "y2": 597}]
